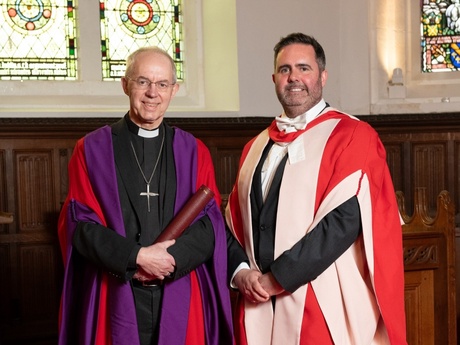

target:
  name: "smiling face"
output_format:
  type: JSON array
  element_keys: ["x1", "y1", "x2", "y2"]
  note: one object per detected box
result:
[
  {"x1": 272, "y1": 43, "x2": 327, "y2": 118},
  {"x1": 121, "y1": 50, "x2": 179, "y2": 130}
]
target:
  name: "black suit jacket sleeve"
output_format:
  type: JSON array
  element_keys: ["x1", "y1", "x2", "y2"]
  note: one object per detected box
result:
[
  {"x1": 226, "y1": 226, "x2": 249, "y2": 284},
  {"x1": 73, "y1": 215, "x2": 215, "y2": 282},
  {"x1": 73, "y1": 222, "x2": 141, "y2": 281},
  {"x1": 270, "y1": 196, "x2": 362, "y2": 293},
  {"x1": 167, "y1": 215, "x2": 215, "y2": 279}
]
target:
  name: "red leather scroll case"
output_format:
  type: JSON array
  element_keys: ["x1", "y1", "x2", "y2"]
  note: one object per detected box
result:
[{"x1": 154, "y1": 184, "x2": 215, "y2": 243}]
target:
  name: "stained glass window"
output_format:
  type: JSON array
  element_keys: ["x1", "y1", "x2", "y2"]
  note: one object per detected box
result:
[
  {"x1": 421, "y1": 0, "x2": 460, "y2": 72},
  {"x1": 0, "y1": 0, "x2": 77, "y2": 80},
  {"x1": 100, "y1": 0, "x2": 183, "y2": 81}
]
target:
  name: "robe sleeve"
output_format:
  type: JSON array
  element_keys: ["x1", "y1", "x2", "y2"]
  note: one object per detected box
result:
[
  {"x1": 73, "y1": 222, "x2": 141, "y2": 280},
  {"x1": 269, "y1": 196, "x2": 361, "y2": 292},
  {"x1": 226, "y1": 226, "x2": 250, "y2": 284},
  {"x1": 167, "y1": 215, "x2": 215, "y2": 279}
]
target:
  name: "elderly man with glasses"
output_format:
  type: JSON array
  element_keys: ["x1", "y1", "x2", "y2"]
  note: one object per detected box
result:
[{"x1": 58, "y1": 46, "x2": 233, "y2": 345}]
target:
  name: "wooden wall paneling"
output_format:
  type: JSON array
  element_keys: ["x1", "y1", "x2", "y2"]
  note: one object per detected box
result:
[
  {"x1": 18, "y1": 244, "x2": 60, "y2": 339},
  {"x1": 0, "y1": 138, "x2": 77, "y2": 344},
  {"x1": 0, "y1": 143, "x2": 17, "y2": 344},
  {"x1": 7, "y1": 148, "x2": 59, "y2": 343},
  {"x1": 378, "y1": 133, "x2": 414, "y2": 213},
  {"x1": 398, "y1": 188, "x2": 457, "y2": 345},
  {"x1": 0, "y1": 149, "x2": 13, "y2": 328},
  {"x1": 411, "y1": 142, "x2": 448, "y2": 215},
  {"x1": 15, "y1": 149, "x2": 55, "y2": 231},
  {"x1": 212, "y1": 148, "x2": 241, "y2": 198},
  {"x1": 0, "y1": 150, "x2": 7, "y2": 216},
  {"x1": 404, "y1": 269, "x2": 435, "y2": 345},
  {"x1": 446, "y1": 139, "x2": 456, "y2": 214},
  {"x1": 0, "y1": 243, "x2": 10, "y2": 321},
  {"x1": 363, "y1": 113, "x2": 460, "y2": 221},
  {"x1": 403, "y1": 141, "x2": 414, "y2": 212},
  {"x1": 184, "y1": 118, "x2": 270, "y2": 197},
  {"x1": 403, "y1": 233, "x2": 443, "y2": 345},
  {"x1": 383, "y1": 143, "x2": 405, "y2": 195},
  {"x1": 455, "y1": 141, "x2": 460, "y2": 223},
  {"x1": 457, "y1": 229, "x2": 460, "y2": 336},
  {"x1": 58, "y1": 148, "x2": 73, "y2": 206}
]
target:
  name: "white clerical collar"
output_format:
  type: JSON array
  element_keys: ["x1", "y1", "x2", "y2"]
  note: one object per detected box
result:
[{"x1": 138, "y1": 127, "x2": 159, "y2": 138}]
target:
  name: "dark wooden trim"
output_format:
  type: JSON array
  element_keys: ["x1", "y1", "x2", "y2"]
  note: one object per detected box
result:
[
  {"x1": 0, "y1": 117, "x2": 272, "y2": 138},
  {"x1": 357, "y1": 112, "x2": 460, "y2": 133},
  {"x1": 1, "y1": 112, "x2": 459, "y2": 136}
]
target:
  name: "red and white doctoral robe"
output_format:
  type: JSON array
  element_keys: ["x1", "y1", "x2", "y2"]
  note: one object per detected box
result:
[{"x1": 226, "y1": 108, "x2": 407, "y2": 345}]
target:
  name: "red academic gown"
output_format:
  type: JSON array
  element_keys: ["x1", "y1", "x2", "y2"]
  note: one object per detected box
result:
[
  {"x1": 226, "y1": 109, "x2": 407, "y2": 345},
  {"x1": 58, "y1": 124, "x2": 233, "y2": 345}
]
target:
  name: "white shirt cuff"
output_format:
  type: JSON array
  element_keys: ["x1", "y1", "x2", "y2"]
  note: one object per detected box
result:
[{"x1": 230, "y1": 262, "x2": 250, "y2": 289}]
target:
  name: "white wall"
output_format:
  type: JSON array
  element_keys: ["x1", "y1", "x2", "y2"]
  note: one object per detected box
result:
[
  {"x1": 234, "y1": 0, "x2": 460, "y2": 117},
  {"x1": 1, "y1": 0, "x2": 459, "y2": 118},
  {"x1": 233, "y1": 0, "x2": 371, "y2": 117}
]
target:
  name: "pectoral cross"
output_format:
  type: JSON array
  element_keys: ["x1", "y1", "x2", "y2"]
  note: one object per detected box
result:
[{"x1": 140, "y1": 183, "x2": 158, "y2": 212}]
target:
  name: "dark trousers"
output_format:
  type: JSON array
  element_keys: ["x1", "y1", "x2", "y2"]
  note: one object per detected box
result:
[{"x1": 133, "y1": 284, "x2": 163, "y2": 345}]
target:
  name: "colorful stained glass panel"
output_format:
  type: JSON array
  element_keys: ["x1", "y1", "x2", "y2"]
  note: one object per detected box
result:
[
  {"x1": 0, "y1": 0, "x2": 77, "y2": 80},
  {"x1": 100, "y1": 0, "x2": 183, "y2": 81},
  {"x1": 421, "y1": 1, "x2": 460, "y2": 73}
]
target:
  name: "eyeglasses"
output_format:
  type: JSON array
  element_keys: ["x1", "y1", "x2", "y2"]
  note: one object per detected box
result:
[{"x1": 126, "y1": 77, "x2": 175, "y2": 91}]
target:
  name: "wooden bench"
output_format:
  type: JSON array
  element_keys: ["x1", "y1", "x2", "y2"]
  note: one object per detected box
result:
[{"x1": 397, "y1": 188, "x2": 457, "y2": 344}]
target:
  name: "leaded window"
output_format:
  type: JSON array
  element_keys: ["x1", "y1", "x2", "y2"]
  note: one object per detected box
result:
[
  {"x1": 0, "y1": 0, "x2": 183, "y2": 81},
  {"x1": 421, "y1": 1, "x2": 460, "y2": 72},
  {"x1": 100, "y1": 0, "x2": 183, "y2": 80},
  {"x1": 0, "y1": 0, "x2": 77, "y2": 80}
]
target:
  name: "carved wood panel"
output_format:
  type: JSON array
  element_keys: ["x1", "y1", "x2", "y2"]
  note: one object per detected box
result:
[
  {"x1": 412, "y1": 143, "x2": 447, "y2": 213},
  {"x1": 455, "y1": 141, "x2": 460, "y2": 220},
  {"x1": 15, "y1": 150, "x2": 55, "y2": 231},
  {"x1": 212, "y1": 148, "x2": 242, "y2": 198},
  {"x1": 398, "y1": 189, "x2": 456, "y2": 345},
  {"x1": 0, "y1": 139, "x2": 75, "y2": 345},
  {"x1": 0, "y1": 149, "x2": 9, "y2": 233},
  {"x1": 384, "y1": 143, "x2": 404, "y2": 193},
  {"x1": 404, "y1": 270, "x2": 435, "y2": 345},
  {"x1": 0, "y1": 245, "x2": 10, "y2": 326}
]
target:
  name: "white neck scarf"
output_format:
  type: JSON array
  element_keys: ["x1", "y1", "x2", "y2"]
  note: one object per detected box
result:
[{"x1": 275, "y1": 99, "x2": 327, "y2": 133}]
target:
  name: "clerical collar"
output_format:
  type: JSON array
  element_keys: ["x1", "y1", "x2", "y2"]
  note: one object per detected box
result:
[
  {"x1": 138, "y1": 127, "x2": 159, "y2": 138},
  {"x1": 125, "y1": 115, "x2": 160, "y2": 138}
]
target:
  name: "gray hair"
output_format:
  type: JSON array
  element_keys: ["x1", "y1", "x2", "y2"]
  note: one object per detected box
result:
[{"x1": 125, "y1": 46, "x2": 177, "y2": 83}]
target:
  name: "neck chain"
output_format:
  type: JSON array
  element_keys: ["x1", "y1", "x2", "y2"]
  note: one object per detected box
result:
[{"x1": 130, "y1": 131, "x2": 165, "y2": 212}]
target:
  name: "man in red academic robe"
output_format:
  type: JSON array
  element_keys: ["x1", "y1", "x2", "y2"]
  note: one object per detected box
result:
[{"x1": 226, "y1": 33, "x2": 407, "y2": 344}]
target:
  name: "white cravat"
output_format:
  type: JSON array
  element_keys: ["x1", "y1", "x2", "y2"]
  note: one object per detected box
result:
[
  {"x1": 275, "y1": 113, "x2": 308, "y2": 133},
  {"x1": 275, "y1": 99, "x2": 327, "y2": 133},
  {"x1": 264, "y1": 99, "x2": 327, "y2": 199}
]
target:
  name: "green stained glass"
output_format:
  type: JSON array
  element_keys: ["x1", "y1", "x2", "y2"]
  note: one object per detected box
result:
[
  {"x1": 421, "y1": 1, "x2": 460, "y2": 73},
  {"x1": 0, "y1": 0, "x2": 77, "y2": 80},
  {"x1": 100, "y1": 0, "x2": 183, "y2": 81}
]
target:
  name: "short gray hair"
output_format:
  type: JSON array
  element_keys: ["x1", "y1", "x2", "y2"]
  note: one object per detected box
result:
[{"x1": 125, "y1": 46, "x2": 177, "y2": 83}]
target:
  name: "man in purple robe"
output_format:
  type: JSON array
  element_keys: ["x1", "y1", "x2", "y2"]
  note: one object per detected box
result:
[{"x1": 58, "y1": 46, "x2": 233, "y2": 345}]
